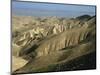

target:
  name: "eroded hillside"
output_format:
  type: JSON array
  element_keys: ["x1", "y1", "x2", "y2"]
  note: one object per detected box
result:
[{"x1": 12, "y1": 15, "x2": 96, "y2": 74}]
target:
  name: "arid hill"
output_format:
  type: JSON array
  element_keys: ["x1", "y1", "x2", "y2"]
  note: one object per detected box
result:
[{"x1": 12, "y1": 15, "x2": 96, "y2": 74}]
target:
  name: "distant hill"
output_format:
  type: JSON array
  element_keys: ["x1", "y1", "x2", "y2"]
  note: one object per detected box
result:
[{"x1": 76, "y1": 15, "x2": 91, "y2": 21}]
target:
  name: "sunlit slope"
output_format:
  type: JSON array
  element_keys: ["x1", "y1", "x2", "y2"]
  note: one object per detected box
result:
[{"x1": 12, "y1": 16, "x2": 96, "y2": 74}]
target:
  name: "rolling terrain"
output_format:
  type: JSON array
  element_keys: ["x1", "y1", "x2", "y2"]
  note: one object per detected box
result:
[{"x1": 12, "y1": 15, "x2": 96, "y2": 74}]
